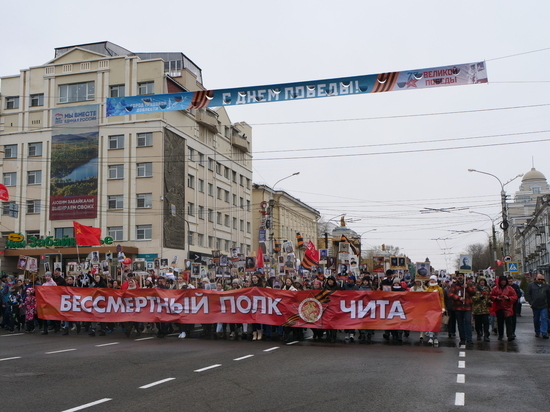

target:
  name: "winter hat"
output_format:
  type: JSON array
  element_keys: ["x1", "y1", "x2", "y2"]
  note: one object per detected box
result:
[
  {"x1": 348, "y1": 275, "x2": 356, "y2": 281},
  {"x1": 429, "y1": 275, "x2": 438, "y2": 282},
  {"x1": 146, "y1": 277, "x2": 152, "y2": 282},
  {"x1": 393, "y1": 277, "x2": 401, "y2": 285}
]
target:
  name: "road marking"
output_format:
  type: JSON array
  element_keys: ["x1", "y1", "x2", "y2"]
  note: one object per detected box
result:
[
  {"x1": 286, "y1": 341, "x2": 299, "y2": 345},
  {"x1": 0, "y1": 356, "x2": 21, "y2": 362},
  {"x1": 263, "y1": 347, "x2": 279, "y2": 352},
  {"x1": 305, "y1": 336, "x2": 313, "y2": 340},
  {"x1": 459, "y1": 344, "x2": 466, "y2": 349},
  {"x1": 139, "y1": 378, "x2": 176, "y2": 388},
  {"x1": 234, "y1": 355, "x2": 254, "y2": 361},
  {"x1": 458, "y1": 360, "x2": 465, "y2": 368},
  {"x1": 61, "y1": 398, "x2": 112, "y2": 411},
  {"x1": 45, "y1": 349, "x2": 76, "y2": 355},
  {"x1": 1, "y1": 333, "x2": 25, "y2": 337},
  {"x1": 135, "y1": 337, "x2": 155, "y2": 341},
  {"x1": 459, "y1": 351, "x2": 466, "y2": 357},
  {"x1": 95, "y1": 342, "x2": 119, "y2": 347},
  {"x1": 455, "y1": 392, "x2": 465, "y2": 406},
  {"x1": 194, "y1": 364, "x2": 221, "y2": 372},
  {"x1": 457, "y1": 374, "x2": 465, "y2": 383}
]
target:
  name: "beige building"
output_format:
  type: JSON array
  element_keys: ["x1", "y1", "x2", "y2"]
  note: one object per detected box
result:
[
  {"x1": 252, "y1": 184, "x2": 319, "y2": 272},
  {"x1": 0, "y1": 41, "x2": 253, "y2": 274}
]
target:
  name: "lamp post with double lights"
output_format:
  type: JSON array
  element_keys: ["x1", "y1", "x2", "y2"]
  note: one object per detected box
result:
[{"x1": 468, "y1": 169, "x2": 523, "y2": 258}]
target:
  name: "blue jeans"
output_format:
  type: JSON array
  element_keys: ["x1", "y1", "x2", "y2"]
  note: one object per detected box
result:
[
  {"x1": 454, "y1": 310, "x2": 472, "y2": 342},
  {"x1": 532, "y1": 308, "x2": 548, "y2": 335}
]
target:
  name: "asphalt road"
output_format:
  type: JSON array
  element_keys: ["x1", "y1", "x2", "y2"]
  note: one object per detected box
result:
[{"x1": 1, "y1": 308, "x2": 549, "y2": 412}]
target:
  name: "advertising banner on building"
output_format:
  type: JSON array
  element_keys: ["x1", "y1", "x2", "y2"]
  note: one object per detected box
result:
[
  {"x1": 36, "y1": 286, "x2": 442, "y2": 331},
  {"x1": 50, "y1": 105, "x2": 99, "y2": 220},
  {"x1": 106, "y1": 61, "x2": 488, "y2": 116}
]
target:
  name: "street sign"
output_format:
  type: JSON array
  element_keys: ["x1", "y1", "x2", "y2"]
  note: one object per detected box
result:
[
  {"x1": 504, "y1": 255, "x2": 512, "y2": 262},
  {"x1": 506, "y1": 261, "x2": 519, "y2": 273}
]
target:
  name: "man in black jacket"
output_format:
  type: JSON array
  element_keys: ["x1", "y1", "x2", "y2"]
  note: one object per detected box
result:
[{"x1": 525, "y1": 274, "x2": 550, "y2": 338}]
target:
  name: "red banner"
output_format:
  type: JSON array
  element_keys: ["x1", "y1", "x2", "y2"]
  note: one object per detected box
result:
[{"x1": 36, "y1": 287, "x2": 442, "y2": 332}]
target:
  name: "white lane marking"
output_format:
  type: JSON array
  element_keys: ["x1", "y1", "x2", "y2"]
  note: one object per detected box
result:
[
  {"x1": 135, "y1": 337, "x2": 155, "y2": 341},
  {"x1": 458, "y1": 360, "x2": 466, "y2": 368},
  {"x1": 459, "y1": 351, "x2": 466, "y2": 357},
  {"x1": 455, "y1": 392, "x2": 465, "y2": 406},
  {"x1": 457, "y1": 374, "x2": 465, "y2": 383},
  {"x1": 139, "y1": 378, "x2": 176, "y2": 389},
  {"x1": 194, "y1": 364, "x2": 221, "y2": 373},
  {"x1": 95, "y1": 342, "x2": 119, "y2": 347},
  {"x1": 1, "y1": 333, "x2": 25, "y2": 337},
  {"x1": 263, "y1": 347, "x2": 279, "y2": 352},
  {"x1": 45, "y1": 349, "x2": 76, "y2": 355},
  {"x1": 0, "y1": 356, "x2": 21, "y2": 362},
  {"x1": 286, "y1": 341, "x2": 299, "y2": 345},
  {"x1": 61, "y1": 398, "x2": 112, "y2": 412},
  {"x1": 459, "y1": 344, "x2": 466, "y2": 349},
  {"x1": 234, "y1": 355, "x2": 254, "y2": 361}
]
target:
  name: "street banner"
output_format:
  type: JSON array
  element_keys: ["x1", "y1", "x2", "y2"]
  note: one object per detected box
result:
[
  {"x1": 36, "y1": 286, "x2": 442, "y2": 332},
  {"x1": 106, "y1": 62, "x2": 488, "y2": 116},
  {"x1": 50, "y1": 105, "x2": 99, "y2": 220}
]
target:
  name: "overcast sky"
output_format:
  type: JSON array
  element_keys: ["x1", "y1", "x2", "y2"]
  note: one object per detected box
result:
[{"x1": 2, "y1": 1, "x2": 549, "y2": 272}]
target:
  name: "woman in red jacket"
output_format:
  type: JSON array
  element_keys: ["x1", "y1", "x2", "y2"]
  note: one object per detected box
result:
[{"x1": 490, "y1": 275, "x2": 518, "y2": 341}]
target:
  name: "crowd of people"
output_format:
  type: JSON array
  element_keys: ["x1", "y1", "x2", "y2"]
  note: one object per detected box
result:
[{"x1": 1, "y1": 268, "x2": 549, "y2": 346}]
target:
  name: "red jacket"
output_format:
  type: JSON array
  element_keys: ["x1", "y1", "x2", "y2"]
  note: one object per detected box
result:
[
  {"x1": 447, "y1": 281, "x2": 477, "y2": 311},
  {"x1": 490, "y1": 283, "x2": 518, "y2": 317}
]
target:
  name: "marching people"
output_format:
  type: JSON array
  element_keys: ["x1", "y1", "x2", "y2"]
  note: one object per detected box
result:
[
  {"x1": 342, "y1": 275, "x2": 358, "y2": 343},
  {"x1": 447, "y1": 273, "x2": 476, "y2": 345},
  {"x1": 410, "y1": 278, "x2": 427, "y2": 341},
  {"x1": 425, "y1": 275, "x2": 445, "y2": 346},
  {"x1": 490, "y1": 275, "x2": 519, "y2": 341},
  {"x1": 41, "y1": 272, "x2": 60, "y2": 335},
  {"x1": 525, "y1": 274, "x2": 550, "y2": 339},
  {"x1": 324, "y1": 276, "x2": 340, "y2": 343},
  {"x1": 472, "y1": 276, "x2": 491, "y2": 342},
  {"x1": 507, "y1": 276, "x2": 522, "y2": 338}
]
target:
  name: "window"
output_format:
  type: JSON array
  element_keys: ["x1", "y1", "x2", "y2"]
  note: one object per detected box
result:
[
  {"x1": 198, "y1": 179, "x2": 204, "y2": 193},
  {"x1": 208, "y1": 158, "x2": 214, "y2": 171},
  {"x1": 232, "y1": 171, "x2": 237, "y2": 183},
  {"x1": 108, "y1": 195, "x2": 124, "y2": 210},
  {"x1": 240, "y1": 174, "x2": 244, "y2": 186},
  {"x1": 136, "y1": 193, "x2": 152, "y2": 208},
  {"x1": 138, "y1": 81, "x2": 154, "y2": 95},
  {"x1": 224, "y1": 166, "x2": 229, "y2": 179},
  {"x1": 225, "y1": 240, "x2": 230, "y2": 251},
  {"x1": 109, "y1": 135, "x2": 124, "y2": 149},
  {"x1": 240, "y1": 197, "x2": 244, "y2": 209},
  {"x1": 108, "y1": 226, "x2": 123, "y2": 241},
  {"x1": 208, "y1": 236, "x2": 214, "y2": 248},
  {"x1": 30, "y1": 94, "x2": 44, "y2": 107},
  {"x1": 3, "y1": 172, "x2": 17, "y2": 186},
  {"x1": 198, "y1": 205, "x2": 204, "y2": 220},
  {"x1": 5, "y1": 96, "x2": 19, "y2": 109},
  {"x1": 217, "y1": 212, "x2": 222, "y2": 224},
  {"x1": 532, "y1": 186, "x2": 541, "y2": 194},
  {"x1": 188, "y1": 148, "x2": 195, "y2": 161},
  {"x1": 136, "y1": 224, "x2": 152, "y2": 240},
  {"x1": 137, "y1": 132, "x2": 152, "y2": 147},
  {"x1": 28, "y1": 142, "x2": 43, "y2": 156},
  {"x1": 216, "y1": 163, "x2": 222, "y2": 175},
  {"x1": 217, "y1": 187, "x2": 222, "y2": 200},
  {"x1": 137, "y1": 162, "x2": 152, "y2": 177},
  {"x1": 208, "y1": 209, "x2": 214, "y2": 222},
  {"x1": 198, "y1": 152, "x2": 204, "y2": 166},
  {"x1": 2, "y1": 202, "x2": 18, "y2": 217},
  {"x1": 197, "y1": 233, "x2": 204, "y2": 246},
  {"x1": 208, "y1": 183, "x2": 213, "y2": 196},
  {"x1": 246, "y1": 200, "x2": 251, "y2": 212},
  {"x1": 26, "y1": 230, "x2": 40, "y2": 238},
  {"x1": 247, "y1": 222, "x2": 251, "y2": 233},
  {"x1": 233, "y1": 217, "x2": 237, "y2": 229},
  {"x1": 27, "y1": 200, "x2": 41, "y2": 214},
  {"x1": 246, "y1": 178, "x2": 251, "y2": 189},
  {"x1": 188, "y1": 202, "x2": 195, "y2": 216},
  {"x1": 54, "y1": 227, "x2": 74, "y2": 238},
  {"x1": 224, "y1": 190, "x2": 229, "y2": 203},
  {"x1": 188, "y1": 231, "x2": 194, "y2": 246},
  {"x1": 27, "y1": 170, "x2": 42, "y2": 185},
  {"x1": 108, "y1": 165, "x2": 124, "y2": 179},
  {"x1": 240, "y1": 219, "x2": 244, "y2": 231},
  {"x1": 224, "y1": 214, "x2": 230, "y2": 227},
  {"x1": 216, "y1": 238, "x2": 221, "y2": 250},
  {"x1": 187, "y1": 174, "x2": 195, "y2": 189},
  {"x1": 110, "y1": 84, "x2": 125, "y2": 97},
  {"x1": 4, "y1": 145, "x2": 17, "y2": 158},
  {"x1": 233, "y1": 194, "x2": 237, "y2": 206},
  {"x1": 59, "y1": 81, "x2": 95, "y2": 103}
]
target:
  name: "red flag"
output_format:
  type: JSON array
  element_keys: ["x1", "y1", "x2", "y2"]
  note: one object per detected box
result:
[
  {"x1": 302, "y1": 241, "x2": 319, "y2": 270},
  {"x1": 73, "y1": 221, "x2": 101, "y2": 246},
  {"x1": 256, "y1": 247, "x2": 264, "y2": 268}
]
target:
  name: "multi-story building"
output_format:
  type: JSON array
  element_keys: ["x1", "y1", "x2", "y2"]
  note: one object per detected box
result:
[
  {"x1": 252, "y1": 184, "x2": 319, "y2": 273},
  {"x1": 0, "y1": 41, "x2": 253, "y2": 275}
]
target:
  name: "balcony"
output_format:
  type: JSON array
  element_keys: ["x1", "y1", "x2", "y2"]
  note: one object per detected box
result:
[
  {"x1": 231, "y1": 131, "x2": 250, "y2": 153},
  {"x1": 195, "y1": 109, "x2": 218, "y2": 133}
]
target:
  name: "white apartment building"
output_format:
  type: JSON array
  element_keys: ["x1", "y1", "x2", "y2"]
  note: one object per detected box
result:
[{"x1": 0, "y1": 41, "x2": 252, "y2": 274}]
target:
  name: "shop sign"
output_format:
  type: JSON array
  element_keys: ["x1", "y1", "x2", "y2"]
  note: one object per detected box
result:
[{"x1": 5, "y1": 233, "x2": 113, "y2": 249}]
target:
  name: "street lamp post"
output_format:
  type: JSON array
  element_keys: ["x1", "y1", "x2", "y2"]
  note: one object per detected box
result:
[
  {"x1": 470, "y1": 211, "x2": 498, "y2": 270},
  {"x1": 468, "y1": 169, "x2": 523, "y2": 258},
  {"x1": 268, "y1": 172, "x2": 300, "y2": 255}
]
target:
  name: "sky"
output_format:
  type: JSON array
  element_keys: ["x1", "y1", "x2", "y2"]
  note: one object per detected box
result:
[{"x1": 2, "y1": 0, "x2": 549, "y2": 272}]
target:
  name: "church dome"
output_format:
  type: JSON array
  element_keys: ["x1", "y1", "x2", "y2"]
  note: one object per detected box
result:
[{"x1": 522, "y1": 167, "x2": 546, "y2": 182}]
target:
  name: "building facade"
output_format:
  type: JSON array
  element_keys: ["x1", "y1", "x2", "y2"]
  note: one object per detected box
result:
[{"x1": 0, "y1": 41, "x2": 253, "y2": 275}]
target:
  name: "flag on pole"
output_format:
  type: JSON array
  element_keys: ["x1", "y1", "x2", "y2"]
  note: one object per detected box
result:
[
  {"x1": 73, "y1": 221, "x2": 101, "y2": 246},
  {"x1": 341, "y1": 235, "x2": 360, "y2": 256},
  {"x1": 256, "y1": 247, "x2": 264, "y2": 269},
  {"x1": 301, "y1": 241, "x2": 319, "y2": 270}
]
